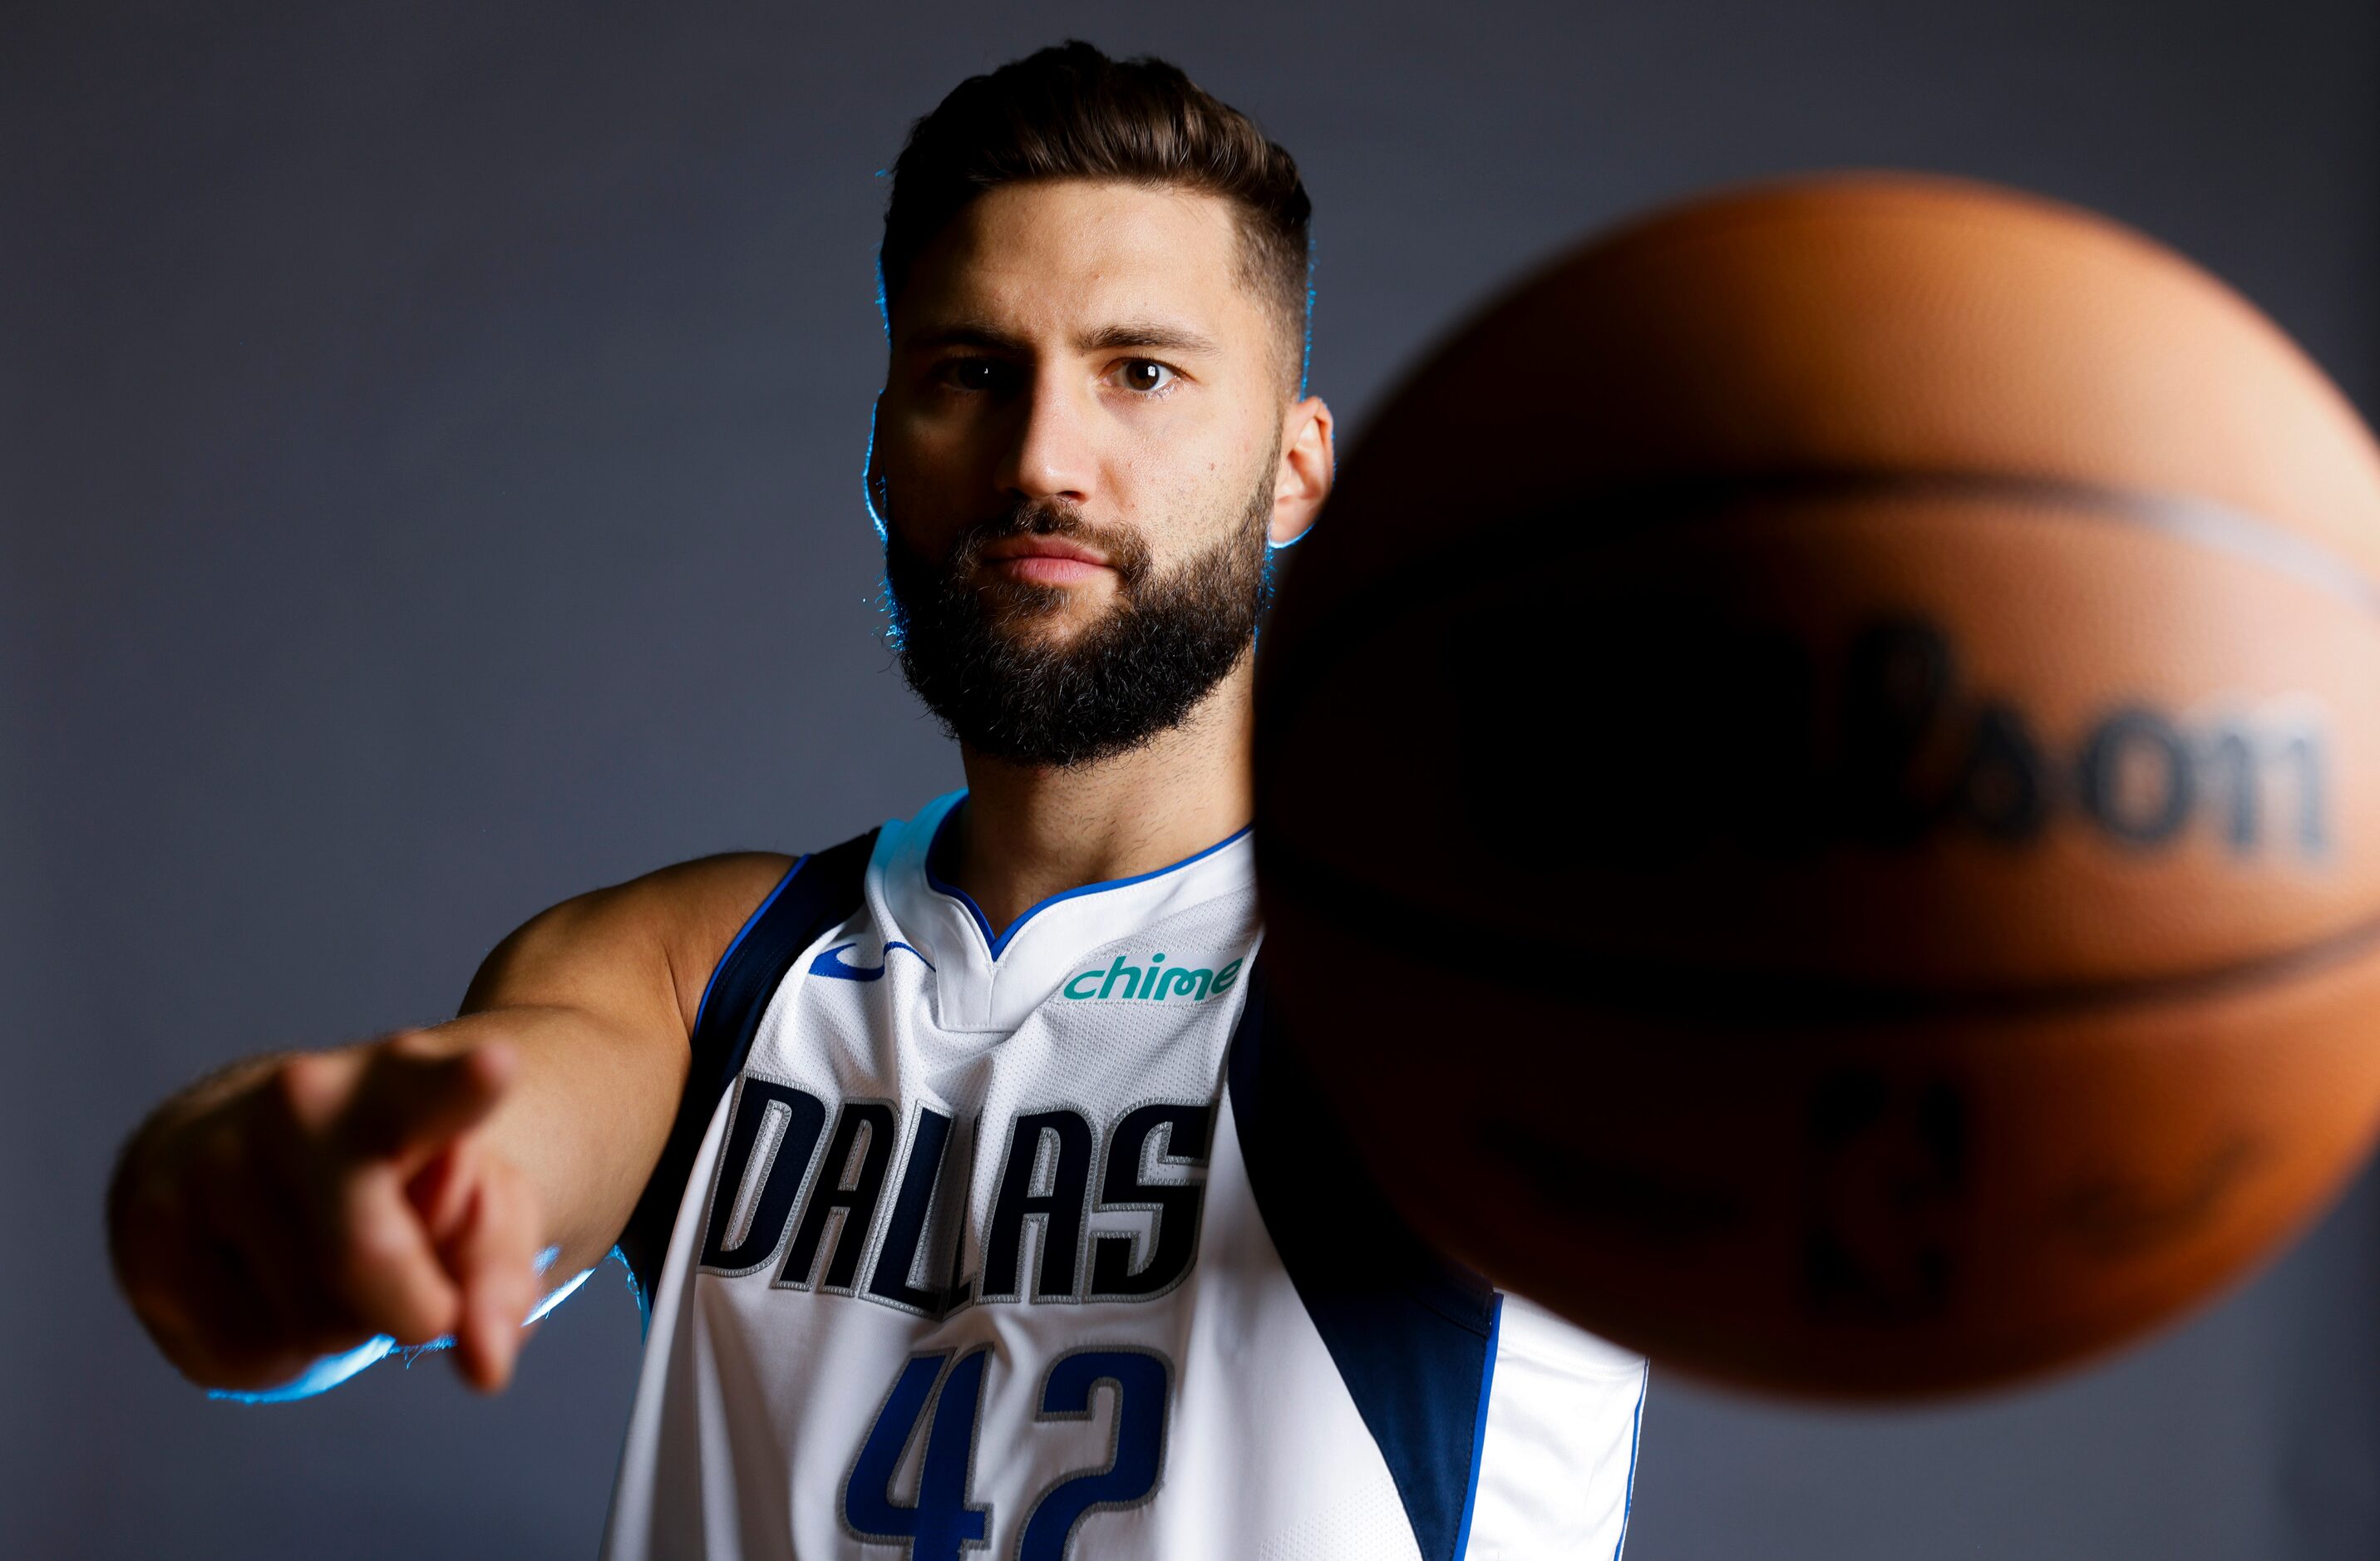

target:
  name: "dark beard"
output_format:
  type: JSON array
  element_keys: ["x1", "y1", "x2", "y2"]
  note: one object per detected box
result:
[{"x1": 881, "y1": 461, "x2": 1276, "y2": 769}]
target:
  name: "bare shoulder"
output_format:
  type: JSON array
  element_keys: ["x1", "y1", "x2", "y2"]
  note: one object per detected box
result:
[{"x1": 461, "y1": 852, "x2": 798, "y2": 1040}]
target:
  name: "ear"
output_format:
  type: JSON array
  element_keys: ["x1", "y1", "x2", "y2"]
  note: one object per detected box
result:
[{"x1": 1269, "y1": 394, "x2": 1335, "y2": 547}]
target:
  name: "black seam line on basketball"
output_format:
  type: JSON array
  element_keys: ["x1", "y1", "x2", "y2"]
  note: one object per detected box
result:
[
  {"x1": 1254, "y1": 835, "x2": 2380, "y2": 1024},
  {"x1": 1256, "y1": 467, "x2": 2380, "y2": 745}
]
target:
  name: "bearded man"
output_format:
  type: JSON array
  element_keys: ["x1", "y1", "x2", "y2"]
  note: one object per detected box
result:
[{"x1": 106, "y1": 42, "x2": 1648, "y2": 1560}]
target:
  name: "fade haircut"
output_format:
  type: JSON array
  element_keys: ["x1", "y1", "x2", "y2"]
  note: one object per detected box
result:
[{"x1": 877, "y1": 41, "x2": 1313, "y2": 396}]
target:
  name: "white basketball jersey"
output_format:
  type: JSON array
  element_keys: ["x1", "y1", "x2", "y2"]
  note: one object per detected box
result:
[{"x1": 599, "y1": 790, "x2": 1647, "y2": 1560}]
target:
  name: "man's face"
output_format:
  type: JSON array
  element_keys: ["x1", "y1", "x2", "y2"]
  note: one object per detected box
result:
[{"x1": 870, "y1": 179, "x2": 1314, "y2": 767}]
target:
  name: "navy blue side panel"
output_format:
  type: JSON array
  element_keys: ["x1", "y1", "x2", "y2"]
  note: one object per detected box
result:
[
  {"x1": 1225, "y1": 960, "x2": 1499, "y2": 1561},
  {"x1": 616, "y1": 829, "x2": 879, "y2": 1309}
]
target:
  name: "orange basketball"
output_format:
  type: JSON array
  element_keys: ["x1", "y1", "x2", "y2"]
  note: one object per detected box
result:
[{"x1": 1253, "y1": 174, "x2": 2380, "y2": 1397}]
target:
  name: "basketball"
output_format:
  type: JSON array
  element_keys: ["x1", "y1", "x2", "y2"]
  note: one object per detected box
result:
[{"x1": 1253, "y1": 174, "x2": 2380, "y2": 1396}]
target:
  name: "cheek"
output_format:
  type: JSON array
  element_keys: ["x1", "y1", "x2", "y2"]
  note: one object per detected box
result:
[
  {"x1": 879, "y1": 413, "x2": 958, "y2": 485},
  {"x1": 875, "y1": 420, "x2": 978, "y2": 531},
  {"x1": 1132, "y1": 431, "x2": 1265, "y2": 535}
]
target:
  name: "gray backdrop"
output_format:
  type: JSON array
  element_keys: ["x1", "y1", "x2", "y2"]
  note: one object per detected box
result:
[{"x1": 7, "y1": 2, "x2": 2378, "y2": 1556}]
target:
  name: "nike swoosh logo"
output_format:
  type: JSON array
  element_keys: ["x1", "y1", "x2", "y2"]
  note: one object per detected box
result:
[{"x1": 809, "y1": 941, "x2": 935, "y2": 982}]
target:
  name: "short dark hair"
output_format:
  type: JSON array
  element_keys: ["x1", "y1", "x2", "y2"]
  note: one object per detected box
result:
[{"x1": 878, "y1": 41, "x2": 1313, "y2": 395}]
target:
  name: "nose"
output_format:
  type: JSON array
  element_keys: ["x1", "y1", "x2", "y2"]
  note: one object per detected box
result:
[{"x1": 993, "y1": 366, "x2": 1096, "y2": 507}]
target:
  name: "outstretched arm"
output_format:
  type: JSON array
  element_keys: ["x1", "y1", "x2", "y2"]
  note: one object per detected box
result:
[{"x1": 106, "y1": 851, "x2": 793, "y2": 1396}]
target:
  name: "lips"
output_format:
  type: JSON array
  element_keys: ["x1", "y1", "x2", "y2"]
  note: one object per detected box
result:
[
  {"x1": 981, "y1": 536, "x2": 1111, "y2": 567},
  {"x1": 979, "y1": 534, "x2": 1115, "y2": 584}
]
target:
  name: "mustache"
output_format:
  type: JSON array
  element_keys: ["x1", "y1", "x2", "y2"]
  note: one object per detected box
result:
[{"x1": 944, "y1": 500, "x2": 1155, "y2": 588}]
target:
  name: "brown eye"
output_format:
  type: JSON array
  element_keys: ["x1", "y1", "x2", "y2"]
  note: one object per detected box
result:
[
  {"x1": 942, "y1": 357, "x2": 1011, "y2": 393},
  {"x1": 1119, "y1": 359, "x2": 1175, "y2": 394}
]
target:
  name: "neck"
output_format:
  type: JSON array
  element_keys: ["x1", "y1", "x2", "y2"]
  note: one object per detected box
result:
[{"x1": 945, "y1": 656, "x2": 1254, "y2": 937}]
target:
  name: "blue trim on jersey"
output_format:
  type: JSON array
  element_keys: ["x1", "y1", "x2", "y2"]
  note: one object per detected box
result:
[
  {"x1": 692, "y1": 854, "x2": 808, "y2": 1034},
  {"x1": 1226, "y1": 960, "x2": 1500, "y2": 1560},
  {"x1": 924, "y1": 795, "x2": 1253, "y2": 960},
  {"x1": 1451, "y1": 1293, "x2": 1504, "y2": 1559},
  {"x1": 617, "y1": 830, "x2": 880, "y2": 1312},
  {"x1": 1613, "y1": 1362, "x2": 1647, "y2": 1560}
]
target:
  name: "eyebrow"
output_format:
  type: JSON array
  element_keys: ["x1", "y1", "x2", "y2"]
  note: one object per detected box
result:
[
  {"x1": 1078, "y1": 320, "x2": 1222, "y2": 356},
  {"x1": 903, "y1": 318, "x2": 1224, "y2": 357}
]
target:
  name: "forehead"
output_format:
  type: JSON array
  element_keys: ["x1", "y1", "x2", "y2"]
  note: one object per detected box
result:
[{"x1": 896, "y1": 180, "x2": 1261, "y2": 348}]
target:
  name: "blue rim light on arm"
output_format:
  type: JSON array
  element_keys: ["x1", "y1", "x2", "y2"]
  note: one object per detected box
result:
[{"x1": 206, "y1": 1246, "x2": 597, "y2": 1404}]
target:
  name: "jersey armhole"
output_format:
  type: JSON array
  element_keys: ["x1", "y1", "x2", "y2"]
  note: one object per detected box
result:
[
  {"x1": 1226, "y1": 960, "x2": 1503, "y2": 1560},
  {"x1": 613, "y1": 828, "x2": 880, "y2": 1313}
]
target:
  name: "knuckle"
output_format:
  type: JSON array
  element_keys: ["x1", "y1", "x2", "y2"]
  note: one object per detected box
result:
[
  {"x1": 330, "y1": 1226, "x2": 415, "y2": 1305},
  {"x1": 268, "y1": 1055, "x2": 338, "y2": 1131},
  {"x1": 340, "y1": 1214, "x2": 411, "y2": 1278},
  {"x1": 378, "y1": 1028, "x2": 436, "y2": 1062}
]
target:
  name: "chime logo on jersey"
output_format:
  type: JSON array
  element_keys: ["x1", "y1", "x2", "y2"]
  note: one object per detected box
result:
[
  {"x1": 1060, "y1": 952, "x2": 1244, "y2": 1002},
  {"x1": 694, "y1": 1083, "x2": 1218, "y2": 1316}
]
